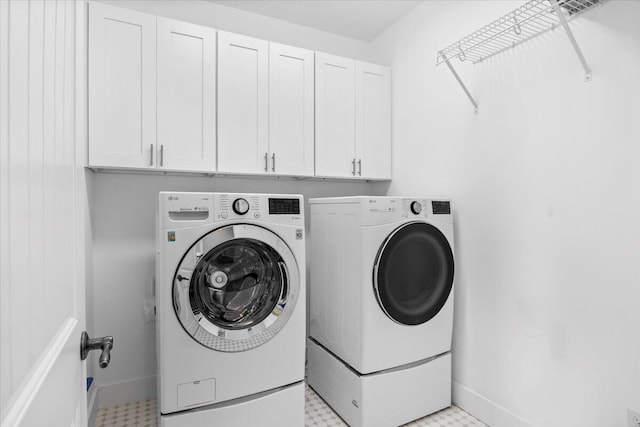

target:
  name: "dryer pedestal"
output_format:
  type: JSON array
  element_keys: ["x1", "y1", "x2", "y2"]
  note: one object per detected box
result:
[
  {"x1": 159, "y1": 381, "x2": 305, "y2": 427},
  {"x1": 307, "y1": 339, "x2": 451, "y2": 427}
]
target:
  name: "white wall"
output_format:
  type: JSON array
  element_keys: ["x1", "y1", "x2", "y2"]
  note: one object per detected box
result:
[
  {"x1": 87, "y1": 0, "x2": 387, "y2": 407},
  {"x1": 369, "y1": 1, "x2": 640, "y2": 426}
]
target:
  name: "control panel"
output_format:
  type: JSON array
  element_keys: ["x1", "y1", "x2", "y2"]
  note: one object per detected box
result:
[
  {"x1": 401, "y1": 198, "x2": 452, "y2": 218},
  {"x1": 213, "y1": 193, "x2": 303, "y2": 224},
  {"x1": 321, "y1": 196, "x2": 453, "y2": 227},
  {"x1": 159, "y1": 192, "x2": 305, "y2": 229}
]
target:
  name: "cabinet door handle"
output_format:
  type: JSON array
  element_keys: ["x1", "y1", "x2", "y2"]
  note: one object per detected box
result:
[
  {"x1": 160, "y1": 145, "x2": 164, "y2": 167},
  {"x1": 358, "y1": 159, "x2": 362, "y2": 176},
  {"x1": 272, "y1": 153, "x2": 275, "y2": 172},
  {"x1": 352, "y1": 158, "x2": 356, "y2": 176},
  {"x1": 264, "y1": 153, "x2": 268, "y2": 172},
  {"x1": 150, "y1": 144, "x2": 154, "y2": 166}
]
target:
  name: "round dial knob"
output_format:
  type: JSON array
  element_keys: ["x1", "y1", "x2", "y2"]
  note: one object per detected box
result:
[
  {"x1": 410, "y1": 201, "x2": 423, "y2": 215},
  {"x1": 232, "y1": 198, "x2": 250, "y2": 215}
]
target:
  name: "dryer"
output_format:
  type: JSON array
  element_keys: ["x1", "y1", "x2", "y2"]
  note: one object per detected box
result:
[
  {"x1": 307, "y1": 196, "x2": 455, "y2": 427},
  {"x1": 156, "y1": 192, "x2": 306, "y2": 427}
]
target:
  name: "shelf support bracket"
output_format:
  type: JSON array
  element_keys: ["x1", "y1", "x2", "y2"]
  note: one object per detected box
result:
[
  {"x1": 550, "y1": 0, "x2": 592, "y2": 82},
  {"x1": 440, "y1": 53, "x2": 478, "y2": 113}
]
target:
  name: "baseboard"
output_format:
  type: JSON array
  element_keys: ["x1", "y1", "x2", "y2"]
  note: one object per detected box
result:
[
  {"x1": 452, "y1": 381, "x2": 534, "y2": 427},
  {"x1": 97, "y1": 375, "x2": 157, "y2": 409}
]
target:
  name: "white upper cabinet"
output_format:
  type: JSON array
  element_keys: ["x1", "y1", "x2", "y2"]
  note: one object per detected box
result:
[
  {"x1": 89, "y1": 4, "x2": 216, "y2": 172},
  {"x1": 269, "y1": 43, "x2": 315, "y2": 176},
  {"x1": 87, "y1": 6, "x2": 390, "y2": 179},
  {"x1": 217, "y1": 31, "x2": 269, "y2": 174},
  {"x1": 88, "y1": 2, "x2": 156, "y2": 168},
  {"x1": 314, "y1": 53, "x2": 356, "y2": 178},
  {"x1": 315, "y1": 54, "x2": 391, "y2": 180},
  {"x1": 157, "y1": 18, "x2": 216, "y2": 172},
  {"x1": 355, "y1": 61, "x2": 391, "y2": 180}
]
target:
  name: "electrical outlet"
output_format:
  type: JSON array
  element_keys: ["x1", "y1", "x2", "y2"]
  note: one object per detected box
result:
[{"x1": 628, "y1": 408, "x2": 640, "y2": 427}]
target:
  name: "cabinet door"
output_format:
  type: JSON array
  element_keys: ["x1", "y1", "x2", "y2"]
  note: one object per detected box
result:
[
  {"x1": 269, "y1": 43, "x2": 314, "y2": 176},
  {"x1": 355, "y1": 62, "x2": 391, "y2": 180},
  {"x1": 217, "y1": 31, "x2": 269, "y2": 174},
  {"x1": 315, "y1": 53, "x2": 356, "y2": 178},
  {"x1": 157, "y1": 18, "x2": 216, "y2": 172},
  {"x1": 88, "y1": 2, "x2": 156, "y2": 168}
]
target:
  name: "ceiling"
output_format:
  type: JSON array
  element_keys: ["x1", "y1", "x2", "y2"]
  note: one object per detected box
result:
[{"x1": 209, "y1": 0, "x2": 422, "y2": 41}]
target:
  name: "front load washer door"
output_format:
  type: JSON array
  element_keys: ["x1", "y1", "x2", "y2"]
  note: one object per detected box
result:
[
  {"x1": 173, "y1": 224, "x2": 299, "y2": 352},
  {"x1": 373, "y1": 222, "x2": 454, "y2": 326}
]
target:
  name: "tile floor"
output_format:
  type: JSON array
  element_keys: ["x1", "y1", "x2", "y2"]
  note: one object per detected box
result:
[
  {"x1": 94, "y1": 398, "x2": 156, "y2": 427},
  {"x1": 94, "y1": 383, "x2": 487, "y2": 427}
]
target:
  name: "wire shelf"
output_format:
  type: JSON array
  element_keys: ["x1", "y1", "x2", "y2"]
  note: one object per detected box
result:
[{"x1": 436, "y1": 0, "x2": 607, "y2": 66}]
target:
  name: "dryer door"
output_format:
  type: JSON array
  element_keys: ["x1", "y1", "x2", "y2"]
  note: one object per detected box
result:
[
  {"x1": 373, "y1": 222, "x2": 454, "y2": 326},
  {"x1": 173, "y1": 224, "x2": 299, "y2": 352}
]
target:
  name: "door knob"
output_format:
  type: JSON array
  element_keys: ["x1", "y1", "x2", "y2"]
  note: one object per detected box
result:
[{"x1": 80, "y1": 331, "x2": 114, "y2": 369}]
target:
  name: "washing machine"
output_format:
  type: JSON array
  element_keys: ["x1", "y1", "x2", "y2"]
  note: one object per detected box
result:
[
  {"x1": 307, "y1": 196, "x2": 455, "y2": 427},
  {"x1": 156, "y1": 192, "x2": 306, "y2": 427}
]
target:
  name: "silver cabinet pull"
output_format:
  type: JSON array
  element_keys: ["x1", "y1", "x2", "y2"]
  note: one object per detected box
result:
[
  {"x1": 150, "y1": 144, "x2": 154, "y2": 166},
  {"x1": 80, "y1": 331, "x2": 114, "y2": 369},
  {"x1": 352, "y1": 158, "x2": 356, "y2": 175},
  {"x1": 358, "y1": 159, "x2": 362, "y2": 176},
  {"x1": 272, "y1": 153, "x2": 275, "y2": 172},
  {"x1": 160, "y1": 145, "x2": 164, "y2": 167},
  {"x1": 264, "y1": 153, "x2": 268, "y2": 172}
]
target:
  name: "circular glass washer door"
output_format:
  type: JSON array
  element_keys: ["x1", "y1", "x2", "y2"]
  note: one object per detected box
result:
[
  {"x1": 173, "y1": 224, "x2": 299, "y2": 352},
  {"x1": 373, "y1": 222, "x2": 454, "y2": 326}
]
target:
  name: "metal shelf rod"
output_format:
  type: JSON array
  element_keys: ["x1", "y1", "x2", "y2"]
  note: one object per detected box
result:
[
  {"x1": 550, "y1": 0, "x2": 593, "y2": 81},
  {"x1": 441, "y1": 53, "x2": 478, "y2": 113}
]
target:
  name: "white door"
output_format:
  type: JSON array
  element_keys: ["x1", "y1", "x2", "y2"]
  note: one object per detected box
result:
[
  {"x1": 355, "y1": 61, "x2": 391, "y2": 180},
  {"x1": 217, "y1": 31, "x2": 269, "y2": 174},
  {"x1": 1, "y1": 1, "x2": 94, "y2": 426},
  {"x1": 315, "y1": 52, "x2": 356, "y2": 178},
  {"x1": 88, "y1": 2, "x2": 156, "y2": 169},
  {"x1": 157, "y1": 18, "x2": 216, "y2": 172},
  {"x1": 268, "y1": 43, "x2": 314, "y2": 176}
]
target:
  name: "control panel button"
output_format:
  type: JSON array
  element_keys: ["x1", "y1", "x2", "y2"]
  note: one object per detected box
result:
[
  {"x1": 410, "y1": 201, "x2": 422, "y2": 215},
  {"x1": 254, "y1": 212, "x2": 260, "y2": 219},
  {"x1": 221, "y1": 212, "x2": 228, "y2": 219},
  {"x1": 232, "y1": 198, "x2": 250, "y2": 215}
]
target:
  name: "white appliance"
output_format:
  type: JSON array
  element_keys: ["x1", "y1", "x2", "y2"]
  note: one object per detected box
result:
[
  {"x1": 307, "y1": 196, "x2": 455, "y2": 427},
  {"x1": 156, "y1": 192, "x2": 306, "y2": 427}
]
